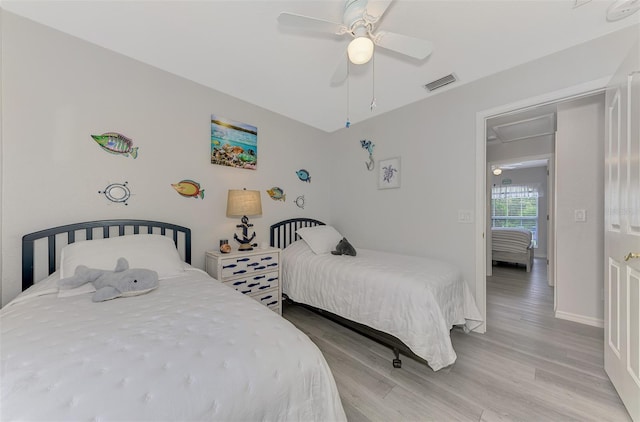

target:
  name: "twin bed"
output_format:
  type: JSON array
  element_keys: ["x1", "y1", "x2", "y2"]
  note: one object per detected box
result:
[
  {"x1": 270, "y1": 218, "x2": 482, "y2": 371},
  {"x1": 491, "y1": 227, "x2": 534, "y2": 272},
  {"x1": 2, "y1": 217, "x2": 483, "y2": 420},
  {"x1": 2, "y1": 220, "x2": 345, "y2": 421}
]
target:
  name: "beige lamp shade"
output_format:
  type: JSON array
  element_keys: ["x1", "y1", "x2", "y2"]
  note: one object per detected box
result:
[{"x1": 226, "y1": 189, "x2": 262, "y2": 217}]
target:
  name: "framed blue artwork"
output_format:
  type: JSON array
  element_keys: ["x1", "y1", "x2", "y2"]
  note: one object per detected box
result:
[{"x1": 211, "y1": 114, "x2": 257, "y2": 170}]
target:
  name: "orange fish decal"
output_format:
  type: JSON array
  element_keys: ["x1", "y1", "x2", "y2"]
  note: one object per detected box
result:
[{"x1": 172, "y1": 180, "x2": 205, "y2": 199}]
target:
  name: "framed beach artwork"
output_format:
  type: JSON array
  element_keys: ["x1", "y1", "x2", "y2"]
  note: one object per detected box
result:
[
  {"x1": 378, "y1": 157, "x2": 401, "y2": 189},
  {"x1": 211, "y1": 114, "x2": 258, "y2": 170}
]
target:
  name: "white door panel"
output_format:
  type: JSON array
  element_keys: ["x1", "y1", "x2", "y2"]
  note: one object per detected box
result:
[{"x1": 605, "y1": 41, "x2": 640, "y2": 421}]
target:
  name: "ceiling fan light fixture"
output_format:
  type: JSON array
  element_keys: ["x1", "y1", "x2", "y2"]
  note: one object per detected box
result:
[{"x1": 348, "y1": 36, "x2": 374, "y2": 64}]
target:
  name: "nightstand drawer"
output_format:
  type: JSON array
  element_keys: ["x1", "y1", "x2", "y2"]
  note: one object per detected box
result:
[
  {"x1": 224, "y1": 270, "x2": 279, "y2": 295},
  {"x1": 249, "y1": 289, "x2": 280, "y2": 309},
  {"x1": 219, "y1": 252, "x2": 279, "y2": 279},
  {"x1": 205, "y1": 247, "x2": 282, "y2": 315}
]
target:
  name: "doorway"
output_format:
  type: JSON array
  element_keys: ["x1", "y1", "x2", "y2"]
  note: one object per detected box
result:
[
  {"x1": 474, "y1": 78, "x2": 609, "y2": 333},
  {"x1": 487, "y1": 156, "x2": 554, "y2": 281},
  {"x1": 485, "y1": 103, "x2": 557, "y2": 316}
]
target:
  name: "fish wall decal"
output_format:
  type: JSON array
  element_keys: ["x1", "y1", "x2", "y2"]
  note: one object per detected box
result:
[
  {"x1": 267, "y1": 187, "x2": 286, "y2": 201},
  {"x1": 296, "y1": 169, "x2": 311, "y2": 183},
  {"x1": 172, "y1": 180, "x2": 205, "y2": 199},
  {"x1": 91, "y1": 132, "x2": 138, "y2": 158}
]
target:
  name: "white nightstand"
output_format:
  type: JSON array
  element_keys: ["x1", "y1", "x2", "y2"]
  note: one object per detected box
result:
[{"x1": 205, "y1": 247, "x2": 282, "y2": 315}]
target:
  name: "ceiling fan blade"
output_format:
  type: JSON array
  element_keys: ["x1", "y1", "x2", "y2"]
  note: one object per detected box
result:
[
  {"x1": 330, "y1": 53, "x2": 349, "y2": 85},
  {"x1": 374, "y1": 31, "x2": 433, "y2": 60},
  {"x1": 278, "y1": 12, "x2": 347, "y2": 35},
  {"x1": 364, "y1": 0, "x2": 395, "y2": 24}
]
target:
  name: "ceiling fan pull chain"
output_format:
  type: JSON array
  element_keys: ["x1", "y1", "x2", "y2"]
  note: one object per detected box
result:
[
  {"x1": 370, "y1": 53, "x2": 377, "y2": 111},
  {"x1": 346, "y1": 57, "x2": 351, "y2": 128}
]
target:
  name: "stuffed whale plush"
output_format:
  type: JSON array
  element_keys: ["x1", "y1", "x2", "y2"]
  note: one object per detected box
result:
[
  {"x1": 58, "y1": 257, "x2": 159, "y2": 302},
  {"x1": 331, "y1": 237, "x2": 357, "y2": 257}
]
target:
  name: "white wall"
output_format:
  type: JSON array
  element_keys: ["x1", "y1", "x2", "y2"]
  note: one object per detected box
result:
[
  {"x1": 555, "y1": 94, "x2": 605, "y2": 326},
  {"x1": 491, "y1": 166, "x2": 549, "y2": 258},
  {"x1": 0, "y1": 12, "x2": 331, "y2": 305},
  {"x1": 2, "y1": 11, "x2": 638, "y2": 327},
  {"x1": 328, "y1": 25, "x2": 638, "y2": 322}
]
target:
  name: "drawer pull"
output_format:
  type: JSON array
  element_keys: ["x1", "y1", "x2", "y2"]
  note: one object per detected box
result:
[
  {"x1": 267, "y1": 277, "x2": 278, "y2": 282},
  {"x1": 253, "y1": 275, "x2": 266, "y2": 280},
  {"x1": 261, "y1": 256, "x2": 273, "y2": 261},
  {"x1": 223, "y1": 264, "x2": 237, "y2": 269},
  {"x1": 254, "y1": 266, "x2": 266, "y2": 271},
  {"x1": 233, "y1": 270, "x2": 247, "y2": 275},
  {"x1": 236, "y1": 258, "x2": 250, "y2": 262},
  {"x1": 266, "y1": 301, "x2": 278, "y2": 307},
  {"x1": 258, "y1": 285, "x2": 269, "y2": 290},
  {"x1": 232, "y1": 280, "x2": 247, "y2": 286},
  {"x1": 260, "y1": 295, "x2": 273, "y2": 301},
  {"x1": 266, "y1": 263, "x2": 278, "y2": 268},
  {"x1": 247, "y1": 262, "x2": 259, "y2": 267},
  {"x1": 241, "y1": 289, "x2": 252, "y2": 294},
  {"x1": 247, "y1": 282, "x2": 260, "y2": 288}
]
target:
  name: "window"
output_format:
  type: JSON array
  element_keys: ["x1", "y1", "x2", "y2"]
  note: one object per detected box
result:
[{"x1": 491, "y1": 184, "x2": 539, "y2": 247}]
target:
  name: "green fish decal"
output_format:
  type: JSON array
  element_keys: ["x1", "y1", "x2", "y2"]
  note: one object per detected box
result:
[
  {"x1": 267, "y1": 187, "x2": 286, "y2": 202},
  {"x1": 91, "y1": 132, "x2": 138, "y2": 159}
]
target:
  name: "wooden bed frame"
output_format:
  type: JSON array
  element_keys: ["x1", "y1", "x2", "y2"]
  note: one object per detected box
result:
[
  {"x1": 270, "y1": 218, "x2": 428, "y2": 369},
  {"x1": 22, "y1": 219, "x2": 191, "y2": 291}
]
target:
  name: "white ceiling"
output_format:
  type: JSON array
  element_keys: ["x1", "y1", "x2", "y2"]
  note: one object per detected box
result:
[{"x1": 2, "y1": 0, "x2": 639, "y2": 133}]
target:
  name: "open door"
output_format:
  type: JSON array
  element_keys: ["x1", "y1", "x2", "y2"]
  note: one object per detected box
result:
[{"x1": 604, "y1": 40, "x2": 640, "y2": 421}]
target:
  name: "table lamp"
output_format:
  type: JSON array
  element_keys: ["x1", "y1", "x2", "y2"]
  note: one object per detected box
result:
[{"x1": 226, "y1": 189, "x2": 262, "y2": 251}]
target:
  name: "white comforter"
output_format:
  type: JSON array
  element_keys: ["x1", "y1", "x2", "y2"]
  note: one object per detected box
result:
[
  {"x1": 0, "y1": 268, "x2": 346, "y2": 422},
  {"x1": 282, "y1": 241, "x2": 483, "y2": 371}
]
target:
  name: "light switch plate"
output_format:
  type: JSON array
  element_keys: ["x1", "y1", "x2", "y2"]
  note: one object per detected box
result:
[
  {"x1": 574, "y1": 209, "x2": 586, "y2": 222},
  {"x1": 458, "y1": 210, "x2": 473, "y2": 223}
]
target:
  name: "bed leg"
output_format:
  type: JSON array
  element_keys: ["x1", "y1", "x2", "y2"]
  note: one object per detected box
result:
[{"x1": 392, "y1": 347, "x2": 402, "y2": 368}]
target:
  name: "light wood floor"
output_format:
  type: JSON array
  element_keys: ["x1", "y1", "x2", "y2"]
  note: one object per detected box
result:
[{"x1": 282, "y1": 258, "x2": 631, "y2": 421}]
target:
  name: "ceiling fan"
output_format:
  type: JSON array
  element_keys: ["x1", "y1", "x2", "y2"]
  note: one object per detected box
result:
[{"x1": 278, "y1": 0, "x2": 433, "y2": 84}]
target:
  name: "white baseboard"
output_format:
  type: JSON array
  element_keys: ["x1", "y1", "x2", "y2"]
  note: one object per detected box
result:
[{"x1": 555, "y1": 310, "x2": 604, "y2": 328}]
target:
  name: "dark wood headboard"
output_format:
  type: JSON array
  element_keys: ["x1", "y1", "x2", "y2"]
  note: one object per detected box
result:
[
  {"x1": 22, "y1": 219, "x2": 191, "y2": 291},
  {"x1": 269, "y1": 218, "x2": 325, "y2": 249}
]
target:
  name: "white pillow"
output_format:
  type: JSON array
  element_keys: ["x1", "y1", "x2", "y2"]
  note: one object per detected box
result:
[
  {"x1": 296, "y1": 225, "x2": 343, "y2": 255},
  {"x1": 60, "y1": 234, "x2": 184, "y2": 279}
]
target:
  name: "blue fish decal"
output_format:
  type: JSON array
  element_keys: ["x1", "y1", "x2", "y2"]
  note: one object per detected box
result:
[{"x1": 296, "y1": 169, "x2": 311, "y2": 183}]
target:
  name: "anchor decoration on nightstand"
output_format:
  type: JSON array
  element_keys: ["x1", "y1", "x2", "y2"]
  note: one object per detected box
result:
[
  {"x1": 226, "y1": 189, "x2": 262, "y2": 251},
  {"x1": 233, "y1": 216, "x2": 257, "y2": 251}
]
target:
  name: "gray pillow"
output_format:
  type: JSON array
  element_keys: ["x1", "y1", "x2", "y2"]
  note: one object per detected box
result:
[{"x1": 331, "y1": 237, "x2": 357, "y2": 257}]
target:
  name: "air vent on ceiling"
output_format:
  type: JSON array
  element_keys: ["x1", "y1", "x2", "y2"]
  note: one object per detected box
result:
[{"x1": 424, "y1": 73, "x2": 457, "y2": 92}]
